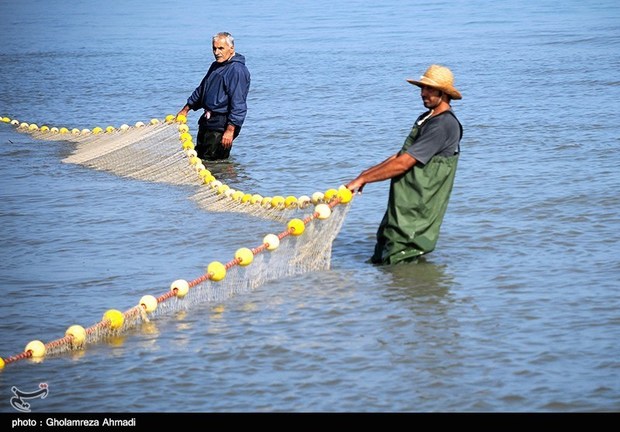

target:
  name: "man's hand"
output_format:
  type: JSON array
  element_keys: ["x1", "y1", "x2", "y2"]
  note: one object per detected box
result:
[
  {"x1": 346, "y1": 177, "x2": 366, "y2": 194},
  {"x1": 221, "y1": 124, "x2": 236, "y2": 148},
  {"x1": 176, "y1": 105, "x2": 190, "y2": 119}
]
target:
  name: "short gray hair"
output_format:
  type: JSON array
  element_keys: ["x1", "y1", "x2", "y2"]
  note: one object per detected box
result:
[{"x1": 212, "y1": 32, "x2": 234, "y2": 47}]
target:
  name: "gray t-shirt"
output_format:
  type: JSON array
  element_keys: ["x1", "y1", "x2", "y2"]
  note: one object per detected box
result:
[{"x1": 405, "y1": 110, "x2": 462, "y2": 165}]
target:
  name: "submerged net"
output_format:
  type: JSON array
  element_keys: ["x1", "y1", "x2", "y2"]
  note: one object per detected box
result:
[{"x1": 0, "y1": 116, "x2": 353, "y2": 365}]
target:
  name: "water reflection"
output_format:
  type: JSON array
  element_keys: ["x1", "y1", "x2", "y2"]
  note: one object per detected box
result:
[
  {"x1": 202, "y1": 158, "x2": 256, "y2": 190},
  {"x1": 69, "y1": 349, "x2": 86, "y2": 362},
  {"x1": 378, "y1": 258, "x2": 455, "y2": 302},
  {"x1": 371, "y1": 259, "x2": 468, "y2": 405}
]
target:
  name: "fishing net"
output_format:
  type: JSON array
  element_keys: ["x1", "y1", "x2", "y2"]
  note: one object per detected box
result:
[{"x1": 0, "y1": 116, "x2": 353, "y2": 365}]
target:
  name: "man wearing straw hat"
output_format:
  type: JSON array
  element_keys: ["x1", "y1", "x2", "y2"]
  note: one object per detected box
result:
[{"x1": 346, "y1": 64, "x2": 463, "y2": 265}]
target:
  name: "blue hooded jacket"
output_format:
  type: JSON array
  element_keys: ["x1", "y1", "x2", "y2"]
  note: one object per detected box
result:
[{"x1": 186, "y1": 53, "x2": 250, "y2": 128}]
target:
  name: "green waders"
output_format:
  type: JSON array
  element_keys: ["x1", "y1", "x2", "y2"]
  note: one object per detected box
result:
[{"x1": 371, "y1": 122, "x2": 459, "y2": 265}]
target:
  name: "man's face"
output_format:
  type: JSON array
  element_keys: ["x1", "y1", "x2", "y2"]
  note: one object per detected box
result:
[
  {"x1": 213, "y1": 38, "x2": 235, "y2": 63},
  {"x1": 420, "y1": 85, "x2": 444, "y2": 109}
]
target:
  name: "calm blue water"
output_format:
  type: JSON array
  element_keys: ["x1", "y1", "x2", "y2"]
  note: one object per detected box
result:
[{"x1": 1, "y1": 0, "x2": 619, "y2": 413}]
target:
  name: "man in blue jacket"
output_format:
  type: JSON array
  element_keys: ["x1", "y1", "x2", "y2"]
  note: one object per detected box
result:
[{"x1": 177, "y1": 32, "x2": 251, "y2": 161}]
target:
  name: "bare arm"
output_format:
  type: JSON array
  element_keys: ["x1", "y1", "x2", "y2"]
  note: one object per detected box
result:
[
  {"x1": 359, "y1": 153, "x2": 398, "y2": 177},
  {"x1": 346, "y1": 152, "x2": 417, "y2": 193}
]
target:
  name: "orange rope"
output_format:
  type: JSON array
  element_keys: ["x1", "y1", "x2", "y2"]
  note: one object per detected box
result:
[
  {"x1": 225, "y1": 258, "x2": 241, "y2": 270},
  {"x1": 3, "y1": 351, "x2": 31, "y2": 365},
  {"x1": 0, "y1": 121, "x2": 351, "y2": 369}
]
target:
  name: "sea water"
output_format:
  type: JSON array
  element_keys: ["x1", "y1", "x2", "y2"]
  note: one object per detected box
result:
[{"x1": 0, "y1": 0, "x2": 619, "y2": 412}]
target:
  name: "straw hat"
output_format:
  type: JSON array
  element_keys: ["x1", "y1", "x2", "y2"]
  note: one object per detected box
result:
[{"x1": 407, "y1": 65, "x2": 462, "y2": 100}]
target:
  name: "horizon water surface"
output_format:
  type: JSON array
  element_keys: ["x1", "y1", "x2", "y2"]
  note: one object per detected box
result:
[{"x1": 0, "y1": 0, "x2": 619, "y2": 413}]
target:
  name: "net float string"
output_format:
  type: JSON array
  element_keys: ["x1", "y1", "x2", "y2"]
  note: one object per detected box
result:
[{"x1": 0, "y1": 114, "x2": 354, "y2": 370}]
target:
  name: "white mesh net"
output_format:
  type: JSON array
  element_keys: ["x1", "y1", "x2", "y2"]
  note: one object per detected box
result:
[{"x1": 1, "y1": 117, "x2": 352, "y2": 363}]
